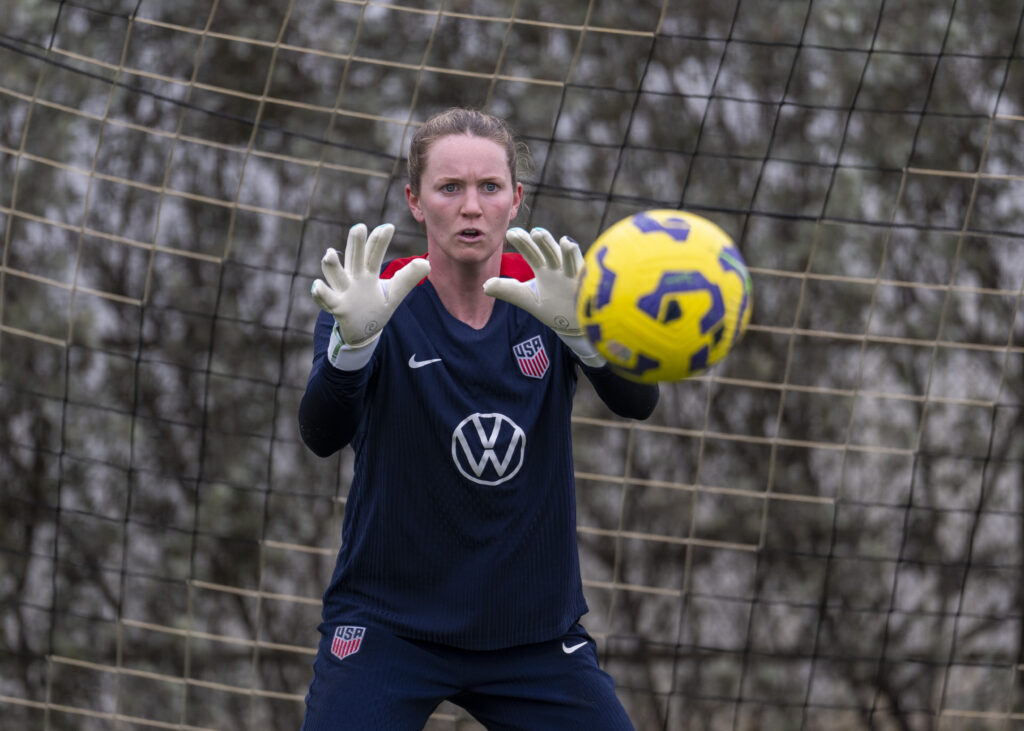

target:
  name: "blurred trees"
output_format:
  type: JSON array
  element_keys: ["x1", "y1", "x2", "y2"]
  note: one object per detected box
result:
[{"x1": 1, "y1": 0, "x2": 1022, "y2": 729}]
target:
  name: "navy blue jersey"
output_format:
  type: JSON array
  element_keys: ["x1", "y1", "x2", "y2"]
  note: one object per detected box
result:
[{"x1": 299, "y1": 254, "x2": 658, "y2": 650}]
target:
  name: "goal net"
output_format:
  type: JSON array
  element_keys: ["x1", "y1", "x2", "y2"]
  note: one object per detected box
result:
[{"x1": 1, "y1": 1, "x2": 1022, "y2": 729}]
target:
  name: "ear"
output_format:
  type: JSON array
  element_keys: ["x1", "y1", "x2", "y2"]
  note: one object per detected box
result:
[
  {"x1": 509, "y1": 181, "x2": 523, "y2": 222},
  {"x1": 406, "y1": 184, "x2": 425, "y2": 223}
]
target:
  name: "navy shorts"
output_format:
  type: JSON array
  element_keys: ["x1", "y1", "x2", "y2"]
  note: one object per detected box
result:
[{"x1": 301, "y1": 620, "x2": 634, "y2": 730}]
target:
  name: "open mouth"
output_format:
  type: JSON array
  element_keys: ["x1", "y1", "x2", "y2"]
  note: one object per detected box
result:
[{"x1": 458, "y1": 228, "x2": 483, "y2": 241}]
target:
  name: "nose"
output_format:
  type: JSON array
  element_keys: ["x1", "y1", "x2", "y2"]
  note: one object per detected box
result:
[{"x1": 461, "y1": 187, "x2": 482, "y2": 216}]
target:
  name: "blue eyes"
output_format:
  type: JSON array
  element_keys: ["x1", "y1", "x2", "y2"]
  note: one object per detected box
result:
[{"x1": 440, "y1": 182, "x2": 500, "y2": 193}]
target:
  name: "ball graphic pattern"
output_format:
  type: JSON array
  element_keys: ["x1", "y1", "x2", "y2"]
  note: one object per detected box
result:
[{"x1": 576, "y1": 209, "x2": 753, "y2": 383}]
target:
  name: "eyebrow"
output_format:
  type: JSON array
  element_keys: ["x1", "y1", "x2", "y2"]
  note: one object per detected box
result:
[{"x1": 436, "y1": 175, "x2": 505, "y2": 185}]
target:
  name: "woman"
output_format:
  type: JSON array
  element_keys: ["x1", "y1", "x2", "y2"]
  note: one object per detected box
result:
[{"x1": 299, "y1": 108, "x2": 658, "y2": 729}]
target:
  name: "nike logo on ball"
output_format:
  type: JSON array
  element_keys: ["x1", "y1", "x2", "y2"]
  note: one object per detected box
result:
[
  {"x1": 562, "y1": 641, "x2": 587, "y2": 654},
  {"x1": 408, "y1": 354, "x2": 442, "y2": 369}
]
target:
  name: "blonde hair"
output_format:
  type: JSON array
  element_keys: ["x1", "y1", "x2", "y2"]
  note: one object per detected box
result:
[{"x1": 407, "y1": 108, "x2": 530, "y2": 195}]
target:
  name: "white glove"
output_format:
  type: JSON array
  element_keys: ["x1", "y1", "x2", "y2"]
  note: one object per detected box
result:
[
  {"x1": 483, "y1": 227, "x2": 605, "y2": 367},
  {"x1": 311, "y1": 223, "x2": 430, "y2": 369}
]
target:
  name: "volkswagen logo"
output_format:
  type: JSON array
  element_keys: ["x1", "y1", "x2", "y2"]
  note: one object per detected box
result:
[{"x1": 451, "y1": 412, "x2": 526, "y2": 486}]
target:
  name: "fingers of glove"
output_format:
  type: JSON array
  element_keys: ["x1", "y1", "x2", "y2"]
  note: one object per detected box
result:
[
  {"x1": 364, "y1": 223, "x2": 396, "y2": 275},
  {"x1": 384, "y1": 258, "x2": 430, "y2": 311},
  {"x1": 528, "y1": 227, "x2": 562, "y2": 271},
  {"x1": 310, "y1": 278, "x2": 345, "y2": 314},
  {"x1": 558, "y1": 236, "x2": 584, "y2": 280},
  {"x1": 482, "y1": 276, "x2": 537, "y2": 311},
  {"x1": 343, "y1": 223, "x2": 369, "y2": 275},
  {"x1": 320, "y1": 248, "x2": 350, "y2": 293},
  {"x1": 505, "y1": 227, "x2": 547, "y2": 271}
]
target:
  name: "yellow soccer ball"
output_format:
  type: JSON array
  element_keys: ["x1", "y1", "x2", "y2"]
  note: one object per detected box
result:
[{"x1": 576, "y1": 209, "x2": 753, "y2": 383}]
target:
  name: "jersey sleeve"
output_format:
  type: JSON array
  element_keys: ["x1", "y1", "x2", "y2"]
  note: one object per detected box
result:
[
  {"x1": 578, "y1": 360, "x2": 660, "y2": 420},
  {"x1": 298, "y1": 309, "x2": 372, "y2": 457},
  {"x1": 299, "y1": 256, "x2": 431, "y2": 457}
]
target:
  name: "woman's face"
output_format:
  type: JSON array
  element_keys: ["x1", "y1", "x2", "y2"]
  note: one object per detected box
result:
[{"x1": 406, "y1": 133, "x2": 522, "y2": 267}]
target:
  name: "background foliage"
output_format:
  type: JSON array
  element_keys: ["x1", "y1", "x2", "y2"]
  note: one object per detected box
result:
[{"x1": 2, "y1": 1, "x2": 1023, "y2": 729}]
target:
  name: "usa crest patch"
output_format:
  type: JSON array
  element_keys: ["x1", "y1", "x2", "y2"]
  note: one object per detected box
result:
[
  {"x1": 513, "y1": 335, "x2": 549, "y2": 379},
  {"x1": 330, "y1": 625, "x2": 365, "y2": 661}
]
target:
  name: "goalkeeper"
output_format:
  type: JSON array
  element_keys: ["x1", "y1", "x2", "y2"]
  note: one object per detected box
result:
[{"x1": 298, "y1": 108, "x2": 659, "y2": 729}]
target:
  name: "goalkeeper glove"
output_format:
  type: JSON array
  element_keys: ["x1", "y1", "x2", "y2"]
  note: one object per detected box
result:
[
  {"x1": 311, "y1": 222, "x2": 430, "y2": 370},
  {"x1": 483, "y1": 227, "x2": 606, "y2": 367}
]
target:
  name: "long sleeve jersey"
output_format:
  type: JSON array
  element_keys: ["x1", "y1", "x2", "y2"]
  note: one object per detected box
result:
[{"x1": 298, "y1": 253, "x2": 659, "y2": 650}]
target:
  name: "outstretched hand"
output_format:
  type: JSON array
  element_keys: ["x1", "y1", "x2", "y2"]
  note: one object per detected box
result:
[
  {"x1": 312, "y1": 223, "x2": 430, "y2": 347},
  {"x1": 482, "y1": 227, "x2": 583, "y2": 337},
  {"x1": 484, "y1": 227, "x2": 606, "y2": 367}
]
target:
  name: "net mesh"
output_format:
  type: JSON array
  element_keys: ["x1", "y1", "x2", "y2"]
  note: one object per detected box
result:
[{"x1": 2, "y1": 1, "x2": 1023, "y2": 729}]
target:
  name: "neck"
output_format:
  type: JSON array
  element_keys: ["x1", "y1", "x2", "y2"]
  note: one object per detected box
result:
[{"x1": 427, "y1": 253, "x2": 502, "y2": 329}]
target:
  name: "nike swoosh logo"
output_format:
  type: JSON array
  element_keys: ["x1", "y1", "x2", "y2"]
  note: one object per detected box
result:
[
  {"x1": 562, "y1": 641, "x2": 587, "y2": 654},
  {"x1": 408, "y1": 354, "x2": 442, "y2": 369}
]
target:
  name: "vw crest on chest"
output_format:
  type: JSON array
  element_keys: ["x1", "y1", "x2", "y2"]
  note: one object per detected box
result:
[
  {"x1": 451, "y1": 412, "x2": 526, "y2": 486},
  {"x1": 513, "y1": 335, "x2": 549, "y2": 378}
]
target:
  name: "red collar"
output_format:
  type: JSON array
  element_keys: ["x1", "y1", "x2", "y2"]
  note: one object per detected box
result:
[{"x1": 380, "y1": 252, "x2": 534, "y2": 283}]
